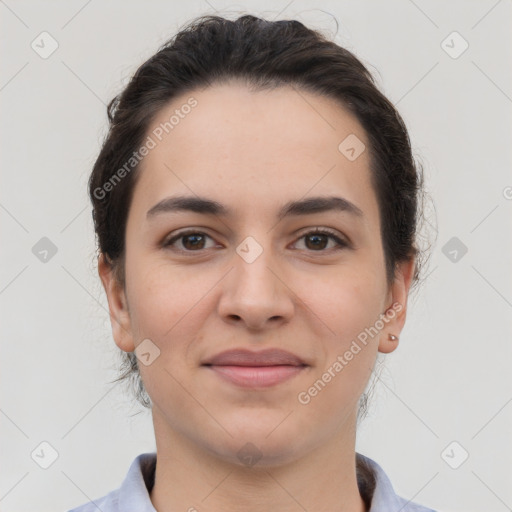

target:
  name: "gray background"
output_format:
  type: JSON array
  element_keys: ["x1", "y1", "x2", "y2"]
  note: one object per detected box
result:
[{"x1": 1, "y1": 1, "x2": 511, "y2": 511}]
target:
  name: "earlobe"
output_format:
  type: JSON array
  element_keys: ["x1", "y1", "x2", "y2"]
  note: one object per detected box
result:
[
  {"x1": 97, "y1": 253, "x2": 135, "y2": 353},
  {"x1": 378, "y1": 258, "x2": 416, "y2": 354},
  {"x1": 378, "y1": 331, "x2": 400, "y2": 354}
]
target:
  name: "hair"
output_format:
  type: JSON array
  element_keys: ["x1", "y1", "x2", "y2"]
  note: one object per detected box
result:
[{"x1": 89, "y1": 13, "x2": 430, "y2": 412}]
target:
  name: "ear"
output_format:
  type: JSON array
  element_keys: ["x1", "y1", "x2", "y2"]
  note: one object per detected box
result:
[
  {"x1": 378, "y1": 258, "x2": 416, "y2": 354},
  {"x1": 97, "y1": 253, "x2": 135, "y2": 352}
]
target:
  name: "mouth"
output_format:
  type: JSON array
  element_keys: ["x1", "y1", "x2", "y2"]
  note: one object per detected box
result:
[{"x1": 202, "y1": 348, "x2": 308, "y2": 388}]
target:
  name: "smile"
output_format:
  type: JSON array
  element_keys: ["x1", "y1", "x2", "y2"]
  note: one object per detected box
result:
[{"x1": 205, "y1": 364, "x2": 307, "y2": 388}]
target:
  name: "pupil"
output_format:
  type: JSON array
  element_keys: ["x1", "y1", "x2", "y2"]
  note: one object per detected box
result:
[
  {"x1": 184, "y1": 234, "x2": 204, "y2": 249},
  {"x1": 307, "y1": 234, "x2": 326, "y2": 250}
]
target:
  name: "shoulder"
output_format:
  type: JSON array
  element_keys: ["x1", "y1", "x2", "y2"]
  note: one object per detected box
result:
[
  {"x1": 356, "y1": 453, "x2": 437, "y2": 512},
  {"x1": 66, "y1": 453, "x2": 157, "y2": 512}
]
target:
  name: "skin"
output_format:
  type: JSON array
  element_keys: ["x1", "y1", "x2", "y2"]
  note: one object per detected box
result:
[{"x1": 99, "y1": 81, "x2": 415, "y2": 512}]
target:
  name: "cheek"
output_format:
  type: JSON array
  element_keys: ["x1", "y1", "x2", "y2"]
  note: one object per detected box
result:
[
  {"x1": 129, "y1": 263, "x2": 214, "y2": 405},
  {"x1": 295, "y1": 273, "x2": 383, "y2": 415},
  {"x1": 300, "y1": 261, "x2": 387, "y2": 343},
  {"x1": 127, "y1": 258, "x2": 209, "y2": 339},
  {"x1": 127, "y1": 244, "x2": 387, "y2": 350},
  {"x1": 125, "y1": 258, "x2": 224, "y2": 399},
  {"x1": 296, "y1": 260, "x2": 386, "y2": 399}
]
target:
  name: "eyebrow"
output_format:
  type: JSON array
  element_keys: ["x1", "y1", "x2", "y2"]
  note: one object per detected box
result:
[{"x1": 146, "y1": 195, "x2": 364, "y2": 221}]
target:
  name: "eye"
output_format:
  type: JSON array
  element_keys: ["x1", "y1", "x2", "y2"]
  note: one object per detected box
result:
[
  {"x1": 293, "y1": 228, "x2": 348, "y2": 252},
  {"x1": 163, "y1": 230, "x2": 217, "y2": 251},
  {"x1": 162, "y1": 228, "x2": 349, "y2": 253}
]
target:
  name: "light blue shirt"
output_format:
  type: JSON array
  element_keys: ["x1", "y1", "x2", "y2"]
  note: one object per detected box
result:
[{"x1": 68, "y1": 452, "x2": 437, "y2": 511}]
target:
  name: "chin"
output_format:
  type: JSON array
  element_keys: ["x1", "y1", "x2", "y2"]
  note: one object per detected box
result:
[{"x1": 201, "y1": 415, "x2": 312, "y2": 468}]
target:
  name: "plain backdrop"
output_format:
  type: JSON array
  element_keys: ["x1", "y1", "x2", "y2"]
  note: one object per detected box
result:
[{"x1": 1, "y1": 1, "x2": 511, "y2": 511}]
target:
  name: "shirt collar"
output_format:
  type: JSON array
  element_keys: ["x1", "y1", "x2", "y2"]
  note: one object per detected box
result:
[
  {"x1": 356, "y1": 452, "x2": 411, "y2": 511},
  {"x1": 115, "y1": 451, "x2": 421, "y2": 512},
  {"x1": 117, "y1": 453, "x2": 157, "y2": 512}
]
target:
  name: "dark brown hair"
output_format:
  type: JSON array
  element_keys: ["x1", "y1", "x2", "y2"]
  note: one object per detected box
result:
[{"x1": 89, "y1": 14, "x2": 428, "y2": 410}]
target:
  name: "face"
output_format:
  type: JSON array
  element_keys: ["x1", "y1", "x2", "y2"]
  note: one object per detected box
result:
[{"x1": 100, "y1": 82, "x2": 414, "y2": 466}]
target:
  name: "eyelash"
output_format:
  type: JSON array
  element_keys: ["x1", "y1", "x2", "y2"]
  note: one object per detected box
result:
[{"x1": 162, "y1": 228, "x2": 349, "y2": 254}]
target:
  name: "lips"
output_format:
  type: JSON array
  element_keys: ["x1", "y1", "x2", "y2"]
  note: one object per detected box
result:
[
  {"x1": 203, "y1": 348, "x2": 306, "y2": 367},
  {"x1": 202, "y1": 348, "x2": 308, "y2": 388}
]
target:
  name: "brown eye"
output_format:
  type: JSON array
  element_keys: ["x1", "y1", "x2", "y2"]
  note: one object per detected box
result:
[
  {"x1": 294, "y1": 229, "x2": 348, "y2": 252},
  {"x1": 181, "y1": 233, "x2": 206, "y2": 250},
  {"x1": 163, "y1": 231, "x2": 215, "y2": 251},
  {"x1": 162, "y1": 228, "x2": 348, "y2": 254},
  {"x1": 304, "y1": 233, "x2": 329, "y2": 250}
]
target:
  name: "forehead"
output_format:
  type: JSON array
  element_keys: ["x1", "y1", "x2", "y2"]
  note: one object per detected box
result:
[{"x1": 132, "y1": 82, "x2": 377, "y2": 224}]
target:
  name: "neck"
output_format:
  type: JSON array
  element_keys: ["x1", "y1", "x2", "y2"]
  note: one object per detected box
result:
[{"x1": 149, "y1": 409, "x2": 367, "y2": 512}]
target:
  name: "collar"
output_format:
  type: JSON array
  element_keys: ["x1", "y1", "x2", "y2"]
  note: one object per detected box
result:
[{"x1": 83, "y1": 452, "x2": 434, "y2": 512}]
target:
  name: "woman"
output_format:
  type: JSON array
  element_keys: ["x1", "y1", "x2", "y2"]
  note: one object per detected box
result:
[{"x1": 70, "y1": 13, "x2": 435, "y2": 512}]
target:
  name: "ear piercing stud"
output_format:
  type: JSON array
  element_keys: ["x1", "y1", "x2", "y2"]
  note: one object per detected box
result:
[{"x1": 388, "y1": 334, "x2": 398, "y2": 342}]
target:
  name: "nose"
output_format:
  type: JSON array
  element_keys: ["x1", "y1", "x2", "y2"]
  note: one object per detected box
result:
[{"x1": 217, "y1": 241, "x2": 295, "y2": 331}]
